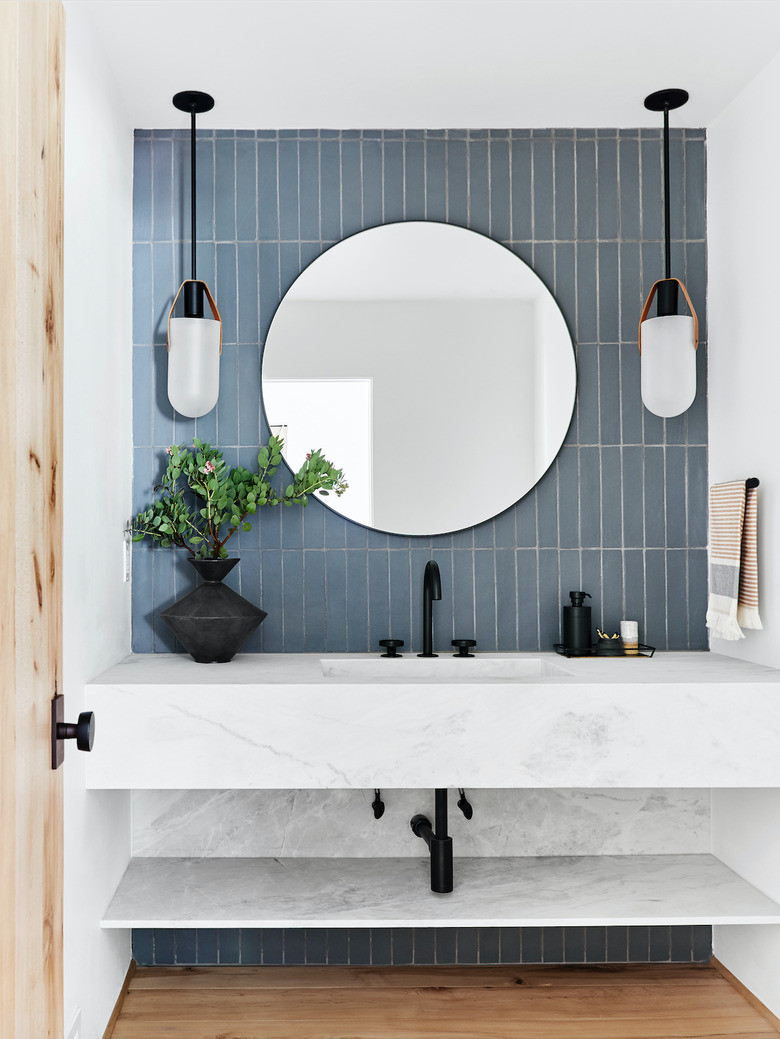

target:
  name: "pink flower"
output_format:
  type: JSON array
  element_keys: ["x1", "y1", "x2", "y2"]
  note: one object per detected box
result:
[
  {"x1": 204, "y1": 461, "x2": 215, "y2": 473},
  {"x1": 166, "y1": 446, "x2": 173, "y2": 455},
  {"x1": 306, "y1": 452, "x2": 312, "y2": 461}
]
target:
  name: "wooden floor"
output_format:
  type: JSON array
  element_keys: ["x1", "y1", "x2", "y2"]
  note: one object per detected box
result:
[{"x1": 109, "y1": 963, "x2": 780, "y2": 1039}]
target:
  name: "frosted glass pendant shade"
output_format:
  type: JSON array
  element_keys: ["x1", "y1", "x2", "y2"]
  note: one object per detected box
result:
[
  {"x1": 638, "y1": 276, "x2": 698, "y2": 418},
  {"x1": 166, "y1": 278, "x2": 222, "y2": 417},
  {"x1": 168, "y1": 316, "x2": 221, "y2": 417},
  {"x1": 640, "y1": 314, "x2": 697, "y2": 417}
]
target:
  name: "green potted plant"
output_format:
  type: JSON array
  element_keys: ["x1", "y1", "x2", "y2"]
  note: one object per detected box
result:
[{"x1": 132, "y1": 437, "x2": 346, "y2": 662}]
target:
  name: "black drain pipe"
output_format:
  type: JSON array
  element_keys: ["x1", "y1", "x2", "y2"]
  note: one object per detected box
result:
[{"x1": 411, "y1": 788, "x2": 454, "y2": 893}]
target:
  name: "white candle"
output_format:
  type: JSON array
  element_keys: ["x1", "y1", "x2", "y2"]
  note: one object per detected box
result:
[{"x1": 620, "y1": 620, "x2": 639, "y2": 655}]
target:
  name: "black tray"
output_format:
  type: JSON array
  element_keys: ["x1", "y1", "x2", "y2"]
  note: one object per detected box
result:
[{"x1": 554, "y1": 643, "x2": 656, "y2": 659}]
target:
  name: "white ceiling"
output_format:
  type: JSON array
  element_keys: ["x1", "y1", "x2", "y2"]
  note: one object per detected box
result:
[{"x1": 74, "y1": 0, "x2": 780, "y2": 129}]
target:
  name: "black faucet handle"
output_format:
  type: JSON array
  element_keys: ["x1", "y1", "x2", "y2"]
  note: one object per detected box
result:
[
  {"x1": 379, "y1": 639, "x2": 404, "y2": 658},
  {"x1": 457, "y1": 788, "x2": 474, "y2": 819},
  {"x1": 452, "y1": 639, "x2": 477, "y2": 657},
  {"x1": 372, "y1": 789, "x2": 385, "y2": 819}
]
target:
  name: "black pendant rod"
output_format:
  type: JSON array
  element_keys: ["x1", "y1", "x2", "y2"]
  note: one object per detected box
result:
[
  {"x1": 662, "y1": 105, "x2": 671, "y2": 280},
  {"x1": 643, "y1": 88, "x2": 689, "y2": 317},
  {"x1": 172, "y1": 91, "x2": 215, "y2": 318},
  {"x1": 190, "y1": 107, "x2": 197, "y2": 282},
  {"x1": 644, "y1": 88, "x2": 689, "y2": 279}
]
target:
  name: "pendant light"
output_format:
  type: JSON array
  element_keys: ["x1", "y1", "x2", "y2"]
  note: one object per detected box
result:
[
  {"x1": 638, "y1": 88, "x2": 698, "y2": 418},
  {"x1": 167, "y1": 90, "x2": 222, "y2": 418}
]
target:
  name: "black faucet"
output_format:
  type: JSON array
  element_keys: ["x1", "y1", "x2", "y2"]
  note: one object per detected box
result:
[
  {"x1": 411, "y1": 789, "x2": 453, "y2": 893},
  {"x1": 418, "y1": 559, "x2": 441, "y2": 657}
]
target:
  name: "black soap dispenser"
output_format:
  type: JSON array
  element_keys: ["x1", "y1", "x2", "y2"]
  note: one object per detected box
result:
[{"x1": 563, "y1": 591, "x2": 592, "y2": 655}]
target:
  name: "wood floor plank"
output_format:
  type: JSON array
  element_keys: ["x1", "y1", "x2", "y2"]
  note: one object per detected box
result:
[
  {"x1": 118, "y1": 987, "x2": 757, "y2": 1014},
  {"x1": 128, "y1": 963, "x2": 722, "y2": 991},
  {"x1": 111, "y1": 963, "x2": 780, "y2": 1039}
]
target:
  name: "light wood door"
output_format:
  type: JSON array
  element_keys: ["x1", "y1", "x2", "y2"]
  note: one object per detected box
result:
[{"x1": 0, "y1": 3, "x2": 65, "y2": 1038}]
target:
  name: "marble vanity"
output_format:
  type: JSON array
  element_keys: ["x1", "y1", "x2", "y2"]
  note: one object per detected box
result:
[
  {"x1": 87, "y1": 651, "x2": 780, "y2": 932},
  {"x1": 86, "y1": 651, "x2": 780, "y2": 789}
]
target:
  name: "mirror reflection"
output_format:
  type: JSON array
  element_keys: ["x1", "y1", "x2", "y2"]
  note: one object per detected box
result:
[{"x1": 262, "y1": 222, "x2": 576, "y2": 536}]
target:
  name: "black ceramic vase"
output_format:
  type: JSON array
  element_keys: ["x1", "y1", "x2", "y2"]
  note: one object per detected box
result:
[{"x1": 160, "y1": 557, "x2": 267, "y2": 663}]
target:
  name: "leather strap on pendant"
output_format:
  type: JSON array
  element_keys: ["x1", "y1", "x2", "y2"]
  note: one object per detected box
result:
[
  {"x1": 638, "y1": 278, "x2": 698, "y2": 354},
  {"x1": 167, "y1": 279, "x2": 223, "y2": 354}
]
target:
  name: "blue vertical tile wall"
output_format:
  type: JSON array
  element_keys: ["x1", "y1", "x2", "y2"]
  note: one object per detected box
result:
[
  {"x1": 132, "y1": 924, "x2": 711, "y2": 966},
  {"x1": 132, "y1": 128, "x2": 707, "y2": 653}
]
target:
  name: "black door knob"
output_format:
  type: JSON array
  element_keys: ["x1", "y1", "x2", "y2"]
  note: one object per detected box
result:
[
  {"x1": 379, "y1": 639, "x2": 404, "y2": 658},
  {"x1": 57, "y1": 711, "x2": 95, "y2": 752},
  {"x1": 51, "y1": 694, "x2": 96, "y2": 769}
]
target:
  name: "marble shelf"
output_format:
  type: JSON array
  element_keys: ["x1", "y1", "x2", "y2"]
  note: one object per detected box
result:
[{"x1": 101, "y1": 853, "x2": 780, "y2": 929}]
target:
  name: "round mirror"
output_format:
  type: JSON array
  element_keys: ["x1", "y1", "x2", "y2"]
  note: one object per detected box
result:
[{"x1": 261, "y1": 222, "x2": 576, "y2": 536}]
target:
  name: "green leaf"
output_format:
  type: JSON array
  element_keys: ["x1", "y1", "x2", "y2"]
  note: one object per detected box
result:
[{"x1": 242, "y1": 522, "x2": 252, "y2": 532}]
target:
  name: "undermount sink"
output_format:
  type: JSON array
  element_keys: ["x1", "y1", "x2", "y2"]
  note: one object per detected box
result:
[{"x1": 320, "y1": 655, "x2": 574, "y2": 683}]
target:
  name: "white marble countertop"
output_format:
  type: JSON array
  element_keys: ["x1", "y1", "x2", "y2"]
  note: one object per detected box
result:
[
  {"x1": 89, "y1": 650, "x2": 780, "y2": 687},
  {"x1": 84, "y1": 651, "x2": 780, "y2": 789},
  {"x1": 101, "y1": 853, "x2": 780, "y2": 929}
]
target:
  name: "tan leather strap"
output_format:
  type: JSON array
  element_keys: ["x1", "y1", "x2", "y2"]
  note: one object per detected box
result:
[
  {"x1": 638, "y1": 278, "x2": 698, "y2": 354},
  {"x1": 167, "y1": 280, "x2": 223, "y2": 354}
]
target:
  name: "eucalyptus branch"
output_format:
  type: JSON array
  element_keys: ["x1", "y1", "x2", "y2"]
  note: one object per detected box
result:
[
  {"x1": 220, "y1": 510, "x2": 249, "y2": 550},
  {"x1": 132, "y1": 438, "x2": 347, "y2": 560}
]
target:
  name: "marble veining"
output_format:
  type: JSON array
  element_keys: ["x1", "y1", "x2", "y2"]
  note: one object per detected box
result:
[
  {"x1": 102, "y1": 854, "x2": 780, "y2": 929},
  {"x1": 132, "y1": 789, "x2": 710, "y2": 858}
]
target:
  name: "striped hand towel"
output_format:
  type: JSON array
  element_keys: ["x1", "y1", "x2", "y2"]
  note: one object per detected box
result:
[
  {"x1": 706, "y1": 481, "x2": 762, "y2": 641},
  {"x1": 738, "y1": 485, "x2": 762, "y2": 631}
]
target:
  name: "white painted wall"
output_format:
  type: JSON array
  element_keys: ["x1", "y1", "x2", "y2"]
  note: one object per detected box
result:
[
  {"x1": 708, "y1": 50, "x2": 780, "y2": 671},
  {"x1": 63, "y1": 4, "x2": 134, "y2": 1037},
  {"x1": 708, "y1": 49, "x2": 780, "y2": 1018},
  {"x1": 712, "y1": 791, "x2": 780, "y2": 1019}
]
